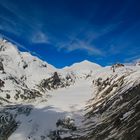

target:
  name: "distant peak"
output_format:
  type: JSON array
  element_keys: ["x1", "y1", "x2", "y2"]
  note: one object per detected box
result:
[
  {"x1": 72, "y1": 60, "x2": 101, "y2": 67},
  {"x1": 63, "y1": 60, "x2": 102, "y2": 72},
  {"x1": 79, "y1": 60, "x2": 94, "y2": 64}
]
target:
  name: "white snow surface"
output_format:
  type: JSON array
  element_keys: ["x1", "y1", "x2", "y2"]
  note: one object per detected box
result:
[
  {"x1": 9, "y1": 79, "x2": 93, "y2": 140},
  {"x1": 62, "y1": 60, "x2": 102, "y2": 78}
]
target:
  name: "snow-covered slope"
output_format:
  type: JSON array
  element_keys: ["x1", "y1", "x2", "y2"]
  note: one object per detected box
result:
[
  {"x1": 77, "y1": 65, "x2": 140, "y2": 140},
  {"x1": 0, "y1": 38, "x2": 140, "y2": 140},
  {"x1": 0, "y1": 39, "x2": 57, "y2": 85},
  {"x1": 0, "y1": 39, "x2": 76, "y2": 103},
  {"x1": 8, "y1": 79, "x2": 93, "y2": 140},
  {"x1": 63, "y1": 60, "x2": 102, "y2": 78},
  {"x1": 0, "y1": 39, "x2": 59, "y2": 103}
]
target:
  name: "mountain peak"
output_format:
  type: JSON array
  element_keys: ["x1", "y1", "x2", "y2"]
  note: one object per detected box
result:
[
  {"x1": 79, "y1": 60, "x2": 98, "y2": 65},
  {"x1": 70, "y1": 60, "x2": 101, "y2": 68},
  {"x1": 63, "y1": 60, "x2": 102, "y2": 75}
]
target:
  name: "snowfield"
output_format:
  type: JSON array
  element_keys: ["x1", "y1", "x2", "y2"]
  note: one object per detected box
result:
[{"x1": 9, "y1": 79, "x2": 93, "y2": 140}]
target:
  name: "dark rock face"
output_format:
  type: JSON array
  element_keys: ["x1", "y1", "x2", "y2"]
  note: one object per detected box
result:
[
  {"x1": 39, "y1": 72, "x2": 74, "y2": 91},
  {"x1": 48, "y1": 117, "x2": 77, "y2": 140},
  {"x1": 0, "y1": 75, "x2": 42, "y2": 102},
  {"x1": 0, "y1": 105, "x2": 32, "y2": 140},
  {"x1": 111, "y1": 63, "x2": 124, "y2": 72},
  {"x1": 23, "y1": 63, "x2": 28, "y2": 69},
  {"x1": 39, "y1": 72, "x2": 62, "y2": 91},
  {"x1": 53, "y1": 72, "x2": 61, "y2": 86},
  {"x1": 0, "y1": 61, "x2": 4, "y2": 71},
  {"x1": 78, "y1": 81, "x2": 140, "y2": 140},
  {"x1": 19, "y1": 89, "x2": 42, "y2": 100},
  {"x1": 6, "y1": 94, "x2": 10, "y2": 99},
  {"x1": 136, "y1": 61, "x2": 140, "y2": 66},
  {"x1": 0, "y1": 79, "x2": 5, "y2": 88}
]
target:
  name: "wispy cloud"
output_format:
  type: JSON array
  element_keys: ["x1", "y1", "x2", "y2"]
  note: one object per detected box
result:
[
  {"x1": 0, "y1": 0, "x2": 121, "y2": 57},
  {"x1": 0, "y1": 1, "x2": 50, "y2": 45},
  {"x1": 55, "y1": 23, "x2": 120, "y2": 56},
  {"x1": 58, "y1": 38, "x2": 103, "y2": 56},
  {"x1": 31, "y1": 31, "x2": 49, "y2": 44},
  {"x1": 108, "y1": 21, "x2": 140, "y2": 56}
]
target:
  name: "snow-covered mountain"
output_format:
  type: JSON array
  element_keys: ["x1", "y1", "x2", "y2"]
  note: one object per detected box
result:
[
  {"x1": 0, "y1": 39, "x2": 80, "y2": 103},
  {"x1": 63, "y1": 60, "x2": 101, "y2": 78},
  {"x1": 0, "y1": 39, "x2": 140, "y2": 140}
]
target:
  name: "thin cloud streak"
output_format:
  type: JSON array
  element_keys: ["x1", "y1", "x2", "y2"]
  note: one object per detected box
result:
[
  {"x1": 0, "y1": 0, "x2": 121, "y2": 56},
  {"x1": 58, "y1": 38, "x2": 103, "y2": 56},
  {"x1": 55, "y1": 23, "x2": 120, "y2": 56},
  {"x1": 31, "y1": 31, "x2": 49, "y2": 44}
]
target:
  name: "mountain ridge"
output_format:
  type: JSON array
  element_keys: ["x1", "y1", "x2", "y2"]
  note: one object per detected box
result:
[{"x1": 0, "y1": 38, "x2": 140, "y2": 140}]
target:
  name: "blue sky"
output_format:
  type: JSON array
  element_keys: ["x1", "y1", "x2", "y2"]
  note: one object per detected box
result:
[{"x1": 0, "y1": 0, "x2": 140, "y2": 68}]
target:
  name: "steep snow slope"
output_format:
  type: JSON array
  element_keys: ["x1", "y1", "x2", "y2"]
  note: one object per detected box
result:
[
  {"x1": 0, "y1": 39, "x2": 56, "y2": 86},
  {"x1": 78, "y1": 65, "x2": 140, "y2": 140},
  {"x1": 0, "y1": 39, "x2": 75, "y2": 103},
  {"x1": 20, "y1": 52, "x2": 57, "y2": 88}
]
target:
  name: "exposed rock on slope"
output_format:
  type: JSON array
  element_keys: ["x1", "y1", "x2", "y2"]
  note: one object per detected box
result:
[
  {"x1": 0, "y1": 39, "x2": 75, "y2": 103},
  {"x1": 39, "y1": 72, "x2": 75, "y2": 91},
  {"x1": 0, "y1": 104, "x2": 32, "y2": 140},
  {"x1": 77, "y1": 67, "x2": 140, "y2": 140}
]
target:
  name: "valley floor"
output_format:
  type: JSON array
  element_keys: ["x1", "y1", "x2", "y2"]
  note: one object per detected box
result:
[{"x1": 8, "y1": 79, "x2": 92, "y2": 140}]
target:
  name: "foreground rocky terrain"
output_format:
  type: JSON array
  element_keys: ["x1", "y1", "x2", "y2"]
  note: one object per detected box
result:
[{"x1": 0, "y1": 38, "x2": 140, "y2": 140}]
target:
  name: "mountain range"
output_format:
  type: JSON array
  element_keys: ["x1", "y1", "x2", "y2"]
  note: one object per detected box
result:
[{"x1": 0, "y1": 38, "x2": 140, "y2": 140}]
